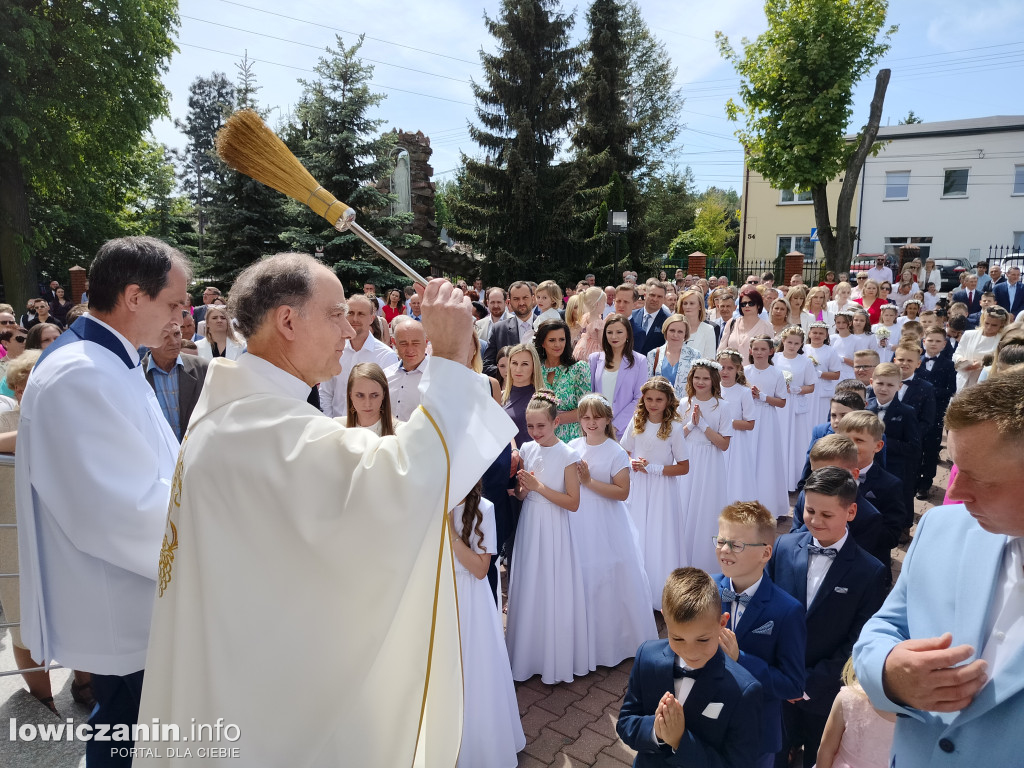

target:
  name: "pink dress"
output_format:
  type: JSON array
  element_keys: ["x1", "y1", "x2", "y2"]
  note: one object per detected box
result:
[
  {"x1": 819, "y1": 686, "x2": 895, "y2": 768},
  {"x1": 574, "y1": 312, "x2": 604, "y2": 361}
]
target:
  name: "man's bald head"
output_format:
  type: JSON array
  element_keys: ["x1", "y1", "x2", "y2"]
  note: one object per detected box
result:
[{"x1": 393, "y1": 317, "x2": 427, "y2": 370}]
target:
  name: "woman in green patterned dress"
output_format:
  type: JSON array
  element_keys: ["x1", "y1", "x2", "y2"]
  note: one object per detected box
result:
[{"x1": 534, "y1": 318, "x2": 591, "y2": 442}]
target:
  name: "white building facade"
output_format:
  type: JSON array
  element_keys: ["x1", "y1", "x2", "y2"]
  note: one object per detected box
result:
[{"x1": 856, "y1": 116, "x2": 1024, "y2": 262}]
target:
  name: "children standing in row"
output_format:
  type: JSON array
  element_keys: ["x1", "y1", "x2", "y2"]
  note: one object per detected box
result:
[
  {"x1": 505, "y1": 390, "x2": 588, "y2": 683},
  {"x1": 620, "y1": 377, "x2": 690, "y2": 610},
  {"x1": 717, "y1": 349, "x2": 759, "y2": 505},
  {"x1": 831, "y1": 312, "x2": 870, "y2": 381},
  {"x1": 679, "y1": 360, "x2": 734, "y2": 573},
  {"x1": 569, "y1": 394, "x2": 658, "y2": 670},
  {"x1": 805, "y1": 322, "x2": 841, "y2": 427},
  {"x1": 743, "y1": 336, "x2": 790, "y2": 518}
]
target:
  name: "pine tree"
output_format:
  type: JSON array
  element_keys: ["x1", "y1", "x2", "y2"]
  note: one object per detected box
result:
[
  {"x1": 451, "y1": 0, "x2": 582, "y2": 286},
  {"x1": 202, "y1": 54, "x2": 288, "y2": 285},
  {"x1": 283, "y1": 35, "x2": 424, "y2": 290}
]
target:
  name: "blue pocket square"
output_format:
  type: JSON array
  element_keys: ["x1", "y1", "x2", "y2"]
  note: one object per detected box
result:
[
  {"x1": 834, "y1": 586, "x2": 849, "y2": 594},
  {"x1": 752, "y1": 621, "x2": 774, "y2": 635}
]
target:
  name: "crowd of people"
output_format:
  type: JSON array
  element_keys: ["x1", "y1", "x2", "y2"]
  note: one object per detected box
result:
[{"x1": 2, "y1": 241, "x2": 1024, "y2": 768}]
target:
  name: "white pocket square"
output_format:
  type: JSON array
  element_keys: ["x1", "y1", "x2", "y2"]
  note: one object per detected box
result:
[
  {"x1": 834, "y1": 586, "x2": 849, "y2": 594},
  {"x1": 702, "y1": 703, "x2": 724, "y2": 719},
  {"x1": 752, "y1": 621, "x2": 774, "y2": 636}
]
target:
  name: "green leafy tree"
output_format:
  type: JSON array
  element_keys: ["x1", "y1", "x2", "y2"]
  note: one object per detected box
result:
[
  {"x1": 717, "y1": 0, "x2": 897, "y2": 274},
  {"x1": 0, "y1": 0, "x2": 178, "y2": 307},
  {"x1": 668, "y1": 191, "x2": 732, "y2": 265},
  {"x1": 621, "y1": 1, "x2": 684, "y2": 191},
  {"x1": 898, "y1": 110, "x2": 923, "y2": 125},
  {"x1": 283, "y1": 35, "x2": 424, "y2": 291},
  {"x1": 173, "y1": 73, "x2": 235, "y2": 262},
  {"x1": 451, "y1": 0, "x2": 582, "y2": 286},
  {"x1": 202, "y1": 55, "x2": 289, "y2": 286},
  {"x1": 642, "y1": 167, "x2": 696, "y2": 260}
]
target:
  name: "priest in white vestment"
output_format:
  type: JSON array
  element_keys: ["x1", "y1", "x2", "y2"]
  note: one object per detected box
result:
[{"x1": 136, "y1": 253, "x2": 516, "y2": 767}]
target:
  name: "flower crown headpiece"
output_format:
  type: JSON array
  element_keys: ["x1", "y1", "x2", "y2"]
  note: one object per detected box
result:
[
  {"x1": 691, "y1": 358, "x2": 723, "y2": 372},
  {"x1": 808, "y1": 321, "x2": 829, "y2": 329},
  {"x1": 716, "y1": 348, "x2": 742, "y2": 358},
  {"x1": 904, "y1": 299, "x2": 922, "y2": 307},
  {"x1": 834, "y1": 310, "x2": 855, "y2": 320},
  {"x1": 578, "y1": 392, "x2": 612, "y2": 408},
  {"x1": 530, "y1": 391, "x2": 560, "y2": 407}
]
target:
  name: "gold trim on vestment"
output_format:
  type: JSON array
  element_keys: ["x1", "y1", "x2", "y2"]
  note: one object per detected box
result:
[
  {"x1": 412, "y1": 404, "x2": 462, "y2": 767},
  {"x1": 158, "y1": 435, "x2": 188, "y2": 597}
]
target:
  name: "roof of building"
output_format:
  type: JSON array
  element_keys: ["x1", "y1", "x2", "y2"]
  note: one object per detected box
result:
[{"x1": 863, "y1": 115, "x2": 1024, "y2": 141}]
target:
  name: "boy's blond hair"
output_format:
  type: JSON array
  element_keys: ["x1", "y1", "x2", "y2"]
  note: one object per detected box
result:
[
  {"x1": 853, "y1": 348, "x2": 880, "y2": 364},
  {"x1": 662, "y1": 567, "x2": 721, "y2": 624},
  {"x1": 837, "y1": 410, "x2": 885, "y2": 440},
  {"x1": 718, "y1": 501, "x2": 776, "y2": 547},
  {"x1": 872, "y1": 362, "x2": 901, "y2": 380},
  {"x1": 893, "y1": 342, "x2": 922, "y2": 359},
  {"x1": 809, "y1": 433, "x2": 859, "y2": 467}
]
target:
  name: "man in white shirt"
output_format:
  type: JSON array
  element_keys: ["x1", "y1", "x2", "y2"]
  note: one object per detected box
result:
[
  {"x1": 855, "y1": 370, "x2": 1024, "y2": 768},
  {"x1": 17, "y1": 236, "x2": 188, "y2": 767},
  {"x1": 386, "y1": 318, "x2": 429, "y2": 421},
  {"x1": 319, "y1": 294, "x2": 398, "y2": 417},
  {"x1": 602, "y1": 285, "x2": 616, "y2": 317},
  {"x1": 866, "y1": 256, "x2": 893, "y2": 286}
]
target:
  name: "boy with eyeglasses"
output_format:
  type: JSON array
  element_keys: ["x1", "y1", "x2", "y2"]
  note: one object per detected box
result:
[
  {"x1": 713, "y1": 501, "x2": 805, "y2": 768},
  {"x1": 769, "y1": 467, "x2": 888, "y2": 768}
]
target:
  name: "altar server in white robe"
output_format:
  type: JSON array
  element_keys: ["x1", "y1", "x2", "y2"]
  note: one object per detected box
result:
[
  {"x1": 136, "y1": 253, "x2": 516, "y2": 768},
  {"x1": 16, "y1": 236, "x2": 188, "y2": 768},
  {"x1": 318, "y1": 293, "x2": 397, "y2": 416}
]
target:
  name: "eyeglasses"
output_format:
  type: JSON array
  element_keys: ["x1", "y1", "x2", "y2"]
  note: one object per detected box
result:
[
  {"x1": 0, "y1": 320, "x2": 15, "y2": 325},
  {"x1": 746, "y1": 280, "x2": 758, "y2": 285},
  {"x1": 13, "y1": 336, "x2": 26, "y2": 344},
  {"x1": 853, "y1": 364, "x2": 875, "y2": 371},
  {"x1": 856, "y1": 276, "x2": 867, "y2": 280},
  {"x1": 739, "y1": 301, "x2": 755, "y2": 307},
  {"x1": 711, "y1": 536, "x2": 767, "y2": 553}
]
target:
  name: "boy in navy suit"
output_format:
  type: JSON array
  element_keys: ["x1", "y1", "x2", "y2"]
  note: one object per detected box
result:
[
  {"x1": 915, "y1": 328, "x2": 956, "y2": 498},
  {"x1": 892, "y1": 343, "x2": 938, "y2": 501},
  {"x1": 791, "y1": 434, "x2": 896, "y2": 581},
  {"x1": 769, "y1": 467, "x2": 888, "y2": 768},
  {"x1": 835, "y1": 411, "x2": 905, "y2": 547},
  {"x1": 867, "y1": 363, "x2": 921, "y2": 529},
  {"x1": 798, "y1": 390, "x2": 866, "y2": 487},
  {"x1": 713, "y1": 502, "x2": 805, "y2": 768},
  {"x1": 618, "y1": 567, "x2": 763, "y2": 768}
]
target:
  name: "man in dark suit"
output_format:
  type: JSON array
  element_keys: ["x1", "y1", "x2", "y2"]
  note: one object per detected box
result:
[
  {"x1": 769, "y1": 468, "x2": 888, "y2": 768},
  {"x1": 142, "y1": 324, "x2": 209, "y2": 441},
  {"x1": 993, "y1": 266, "x2": 1024, "y2": 316},
  {"x1": 951, "y1": 274, "x2": 982, "y2": 314},
  {"x1": 482, "y1": 281, "x2": 535, "y2": 377},
  {"x1": 630, "y1": 282, "x2": 671, "y2": 355}
]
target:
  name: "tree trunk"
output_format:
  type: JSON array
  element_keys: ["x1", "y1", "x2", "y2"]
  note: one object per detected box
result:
[
  {"x1": 813, "y1": 68, "x2": 891, "y2": 276},
  {"x1": 0, "y1": 151, "x2": 39, "y2": 310}
]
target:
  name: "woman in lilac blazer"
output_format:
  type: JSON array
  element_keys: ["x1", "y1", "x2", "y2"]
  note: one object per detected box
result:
[{"x1": 587, "y1": 313, "x2": 648, "y2": 437}]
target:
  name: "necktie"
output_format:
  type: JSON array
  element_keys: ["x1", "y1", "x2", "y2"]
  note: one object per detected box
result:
[
  {"x1": 808, "y1": 545, "x2": 838, "y2": 559},
  {"x1": 968, "y1": 291, "x2": 974, "y2": 305},
  {"x1": 644, "y1": 313, "x2": 653, "y2": 332},
  {"x1": 721, "y1": 588, "x2": 751, "y2": 605},
  {"x1": 673, "y1": 665, "x2": 704, "y2": 679}
]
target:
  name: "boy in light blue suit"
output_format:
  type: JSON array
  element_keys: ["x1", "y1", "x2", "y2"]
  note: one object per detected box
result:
[
  {"x1": 713, "y1": 502, "x2": 805, "y2": 768},
  {"x1": 854, "y1": 370, "x2": 1024, "y2": 767},
  {"x1": 769, "y1": 467, "x2": 888, "y2": 768},
  {"x1": 617, "y1": 567, "x2": 763, "y2": 768}
]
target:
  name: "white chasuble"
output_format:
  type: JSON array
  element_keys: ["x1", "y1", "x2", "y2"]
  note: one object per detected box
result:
[{"x1": 135, "y1": 354, "x2": 516, "y2": 767}]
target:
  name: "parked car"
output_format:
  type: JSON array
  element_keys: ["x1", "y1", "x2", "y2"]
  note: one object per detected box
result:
[
  {"x1": 932, "y1": 257, "x2": 973, "y2": 293},
  {"x1": 993, "y1": 254, "x2": 1024, "y2": 279}
]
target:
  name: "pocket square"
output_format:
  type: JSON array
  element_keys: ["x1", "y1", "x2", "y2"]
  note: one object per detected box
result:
[
  {"x1": 702, "y1": 703, "x2": 724, "y2": 719},
  {"x1": 752, "y1": 621, "x2": 774, "y2": 636},
  {"x1": 865, "y1": 491, "x2": 877, "y2": 499},
  {"x1": 834, "y1": 586, "x2": 849, "y2": 594}
]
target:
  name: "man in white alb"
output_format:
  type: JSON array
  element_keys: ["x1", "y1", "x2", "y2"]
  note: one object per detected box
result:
[
  {"x1": 17, "y1": 237, "x2": 188, "y2": 767},
  {"x1": 135, "y1": 253, "x2": 515, "y2": 767},
  {"x1": 319, "y1": 293, "x2": 397, "y2": 417}
]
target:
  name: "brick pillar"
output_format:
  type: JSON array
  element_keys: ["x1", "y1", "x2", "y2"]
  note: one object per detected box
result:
[
  {"x1": 784, "y1": 251, "x2": 804, "y2": 286},
  {"x1": 69, "y1": 265, "x2": 87, "y2": 306},
  {"x1": 687, "y1": 251, "x2": 707, "y2": 278}
]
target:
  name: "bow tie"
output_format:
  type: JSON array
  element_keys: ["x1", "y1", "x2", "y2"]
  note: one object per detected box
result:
[
  {"x1": 721, "y1": 588, "x2": 751, "y2": 605},
  {"x1": 673, "y1": 665, "x2": 704, "y2": 679},
  {"x1": 808, "y1": 545, "x2": 838, "y2": 559}
]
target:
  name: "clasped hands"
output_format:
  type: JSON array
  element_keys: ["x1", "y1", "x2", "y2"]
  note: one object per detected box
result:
[{"x1": 654, "y1": 691, "x2": 686, "y2": 750}]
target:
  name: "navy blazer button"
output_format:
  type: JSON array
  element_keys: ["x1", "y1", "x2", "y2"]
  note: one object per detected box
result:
[{"x1": 939, "y1": 738, "x2": 954, "y2": 753}]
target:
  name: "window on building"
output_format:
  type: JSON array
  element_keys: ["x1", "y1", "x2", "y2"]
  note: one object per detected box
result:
[
  {"x1": 777, "y1": 235, "x2": 815, "y2": 261},
  {"x1": 884, "y1": 236, "x2": 933, "y2": 263},
  {"x1": 884, "y1": 171, "x2": 910, "y2": 200},
  {"x1": 1014, "y1": 165, "x2": 1024, "y2": 195},
  {"x1": 779, "y1": 188, "x2": 813, "y2": 204},
  {"x1": 942, "y1": 168, "x2": 969, "y2": 198}
]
